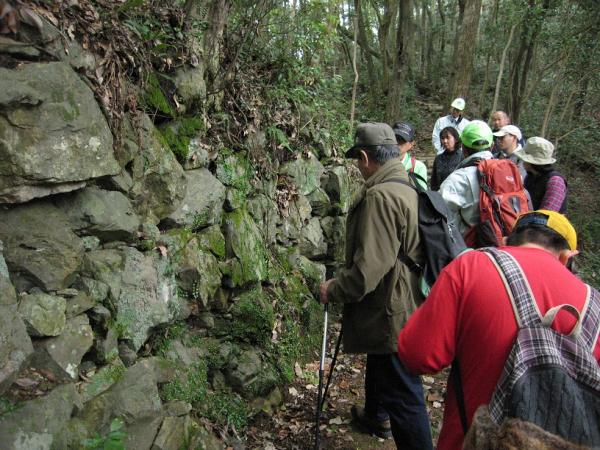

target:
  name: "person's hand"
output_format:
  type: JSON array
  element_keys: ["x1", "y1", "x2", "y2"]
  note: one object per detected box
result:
[{"x1": 320, "y1": 279, "x2": 334, "y2": 304}]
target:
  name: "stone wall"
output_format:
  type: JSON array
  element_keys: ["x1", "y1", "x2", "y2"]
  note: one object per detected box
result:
[{"x1": 0, "y1": 24, "x2": 358, "y2": 450}]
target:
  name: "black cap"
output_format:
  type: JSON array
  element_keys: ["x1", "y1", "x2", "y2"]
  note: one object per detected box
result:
[{"x1": 392, "y1": 122, "x2": 415, "y2": 142}]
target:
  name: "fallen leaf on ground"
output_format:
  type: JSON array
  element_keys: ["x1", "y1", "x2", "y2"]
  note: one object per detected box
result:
[{"x1": 329, "y1": 416, "x2": 343, "y2": 425}]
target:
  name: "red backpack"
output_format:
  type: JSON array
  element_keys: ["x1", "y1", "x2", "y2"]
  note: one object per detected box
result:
[{"x1": 464, "y1": 159, "x2": 529, "y2": 248}]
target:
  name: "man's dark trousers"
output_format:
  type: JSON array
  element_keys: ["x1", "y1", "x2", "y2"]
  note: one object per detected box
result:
[{"x1": 364, "y1": 353, "x2": 433, "y2": 450}]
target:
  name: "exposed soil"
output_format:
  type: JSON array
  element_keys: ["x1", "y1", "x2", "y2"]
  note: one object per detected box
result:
[{"x1": 245, "y1": 322, "x2": 448, "y2": 450}]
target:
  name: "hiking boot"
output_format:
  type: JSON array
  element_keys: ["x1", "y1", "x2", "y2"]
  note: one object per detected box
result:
[{"x1": 350, "y1": 405, "x2": 392, "y2": 439}]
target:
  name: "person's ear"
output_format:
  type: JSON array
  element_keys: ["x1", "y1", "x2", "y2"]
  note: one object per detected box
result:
[
  {"x1": 558, "y1": 249, "x2": 579, "y2": 266},
  {"x1": 358, "y1": 149, "x2": 369, "y2": 165}
]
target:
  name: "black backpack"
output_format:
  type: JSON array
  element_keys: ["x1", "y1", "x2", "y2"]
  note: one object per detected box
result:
[{"x1": 388, "y1": 174, "x2": 467, "y2": 294}]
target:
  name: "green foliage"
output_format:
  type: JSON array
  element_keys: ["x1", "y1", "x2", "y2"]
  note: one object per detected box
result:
[
  {"x1": 84, "y1": 364, "x2": 126, "y2": 399},
  {"x1": 160, "y1": 358, "x2": 249, "y2": 431},
  {"x1": 143, "y1": 72, "x2": 174, "y2": 117},
  {"x1": 230, "y1": 290, "x2": 275, "y2": 346},
  {"x1": 159, "y1": 117, "x2": 204, "y2": 162},
  {"x1": 152, "y1": 321, "x2": 189, "y2": 356},
  {"x1": 82, "y1": 418, "x2": 127, "y2": 450},
  {"x1": 161, "y1": 361, "x2": 208, "y2": 405},
  {"x1": 203, "y1": 391, "x2": 248, "y2": 431},
  {"x1": 0, "y1": 396, "x2": 20, "y2": 417}
]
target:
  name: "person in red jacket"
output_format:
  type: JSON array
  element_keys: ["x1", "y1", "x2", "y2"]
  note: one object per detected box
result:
[{"x1": 397, "y1": 210, "x2": 600, "y2": 450}]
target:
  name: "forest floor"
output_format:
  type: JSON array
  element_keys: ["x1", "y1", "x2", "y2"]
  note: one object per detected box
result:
[{"x1": 245, "y1": 322, "x2": 448, "y2": 450}]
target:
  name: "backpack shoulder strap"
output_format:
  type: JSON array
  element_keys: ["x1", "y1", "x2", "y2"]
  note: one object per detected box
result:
[
  {"x1": 481, "y1": 247, "x2": 542, "y2": 327},
  {"x1": 382, "y1": 177, "x2": 422, "y2": 275},
  {"x1": 580, "y1": 286, "x2": 600, "y2": 351}
]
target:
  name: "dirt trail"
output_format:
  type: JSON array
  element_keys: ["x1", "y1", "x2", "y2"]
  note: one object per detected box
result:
[{"x1": 246, "y1": 322, "x2": 448, "y2": 450}]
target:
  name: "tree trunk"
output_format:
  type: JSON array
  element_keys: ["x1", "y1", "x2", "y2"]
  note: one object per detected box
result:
[
  {"x1": 490, "y1": 24, "x2": 516, "y2": 123},
  {"x1": 573, "y1": 74, "x2": 590, "y2": 120},
  {"x1": 377, "y1": 0, "x2": 399, "y2": 97},
  {"x1": 450, "y1": 0, "x2": 482, "y2": 102},
  {"x1": 385, "y1": 0, "x2": 414, "y2": 121},
  {"x1": 355, "y1": 0, "x2": 376, "y2": 89},
  {"x1": 350, "y1": 12, "x2": 359, "y2": 125},
  {"x1": 508, "y1": 0, "x2": 549, "y2": 123}
]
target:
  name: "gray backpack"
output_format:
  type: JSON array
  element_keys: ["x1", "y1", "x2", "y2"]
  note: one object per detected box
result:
[{"x1": 484, "y1": 247, "x2": 600, "y2": 447}]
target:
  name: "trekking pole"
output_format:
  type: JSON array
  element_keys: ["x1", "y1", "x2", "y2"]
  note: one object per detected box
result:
[
  {"x1": 314, "y1": 303, "x2": 329, "y2": 450},
  {"x1": 319, "y1": 328, "x2": 343, "y2": 412}
]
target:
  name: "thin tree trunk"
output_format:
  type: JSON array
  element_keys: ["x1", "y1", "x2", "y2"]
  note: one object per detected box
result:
[
  {"x1": 350, "y1": 13, "x2": 359, "y2": 125},
  {"x1": 540, "y1": 50, "x2": 570, "y2": 137},
  {"x1": 490, "y1": 23, "x2": 516, "y2": 124},
  {"x1": 355, "y1": 0, "x2": 376, "y2": 89}
]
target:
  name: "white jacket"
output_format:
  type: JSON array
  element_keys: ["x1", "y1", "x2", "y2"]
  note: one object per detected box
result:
[
  {"x1": 439, "y1": 151, "x2": 493, "y2": 235},
  {"x1": 432, "y1": 115, "x2": 471, "y2": 154}
]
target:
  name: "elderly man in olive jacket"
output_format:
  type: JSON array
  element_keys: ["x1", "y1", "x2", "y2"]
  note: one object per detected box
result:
[{"x1": 320, "y1": 122, "x2": 432, "y2": 450}]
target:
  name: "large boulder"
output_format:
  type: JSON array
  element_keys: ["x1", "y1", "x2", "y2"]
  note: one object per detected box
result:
[
  {"x1": 277, "y1": 194, "x2": 312, "y2": 245},
  {"x1": 0, "y1": 240, "x2": 16, "y2": 306},
  {"x1": 320, "y1": 216, "x2": 346, "y2": 263},
  {"x1": 173, "y1": 64, "x2": 206, "y2": 108},
  {"x1": 247, "y1": 194, "x2": 279, "y2": 245},
  {"x1": 0, "y1": 304, "x2": 33, "y2": 394},
  {"x1": 0, "y1": 62, "x2": 119, "y2": 203},
  {"x1": 280, "y1": 153, "x2": 325, "y2": 196},
  {"x1": 77, "y1": 359, "x2": 164, "y2": 450},
  {"x1": 163, "y1": 168, "x2": 225, "y2": 230},
  {"x1": 130, "y1": 115, "x2": 186, "y2": 223},
  {"x1": 0, "y1": 202, "x2": 84, "y2": 292},
  {"x1": 298, "y1": 217, "x2": 327, "y2": 259},
  {"x1": 30, "y1": 314, "x2": 94, "y2": 381},
  {"x1": 170, "y1": 237, "x2": 221, "y2": 308},
  {"x1": 323, "y1": 165, "x2": 353, "y2": 214},
  {"x1": 55, "y1": 187, "x2": 141, "y2": 242},
  {"x1": 17, "y1": 292, "x2": 66, "y2": 337},
  {"x1": 221, "y1": 208, "x2": 269, "y2": 287},
  {"x1": 89, "y1": 247, "x2": 188, "y2": 351},
  {"x1": 0, "y1": 383, "x2": 79, "y2": 450}
]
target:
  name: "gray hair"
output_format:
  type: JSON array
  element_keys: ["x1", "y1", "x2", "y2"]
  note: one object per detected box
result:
[{"x1": 365, "y1": 144, "x2": 400, "y2": 165}]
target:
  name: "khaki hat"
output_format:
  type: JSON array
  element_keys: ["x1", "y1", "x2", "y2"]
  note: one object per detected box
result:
[
  {"x1": 346, "y1": 122, "x2": 397, "y2": 158},
  {"x1": 514, "y1": 137, "x2": 555, "y2": 165},
  {"x1": 513, "y1": 210, "x2": 577, "y2": 251},
  {"x1": 451, "y1": 97, "x2": 466, "y2": 111},
  {"x1": 493, "y1": 125, "x2": 522, "y2": 141}
]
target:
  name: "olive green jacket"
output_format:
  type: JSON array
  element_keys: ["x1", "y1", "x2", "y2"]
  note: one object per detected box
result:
[{"x1": 327, "y1": 158, "x2": 424, "y2": 354}]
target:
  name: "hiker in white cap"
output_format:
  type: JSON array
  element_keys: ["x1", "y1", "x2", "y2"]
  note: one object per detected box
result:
[
  {"x1": 432, "y1": 97, "x2": 471, "y2": 155},
  {"x1": 515, "y1": 137, "x2": 568, "y2": 213},
  {"x1": 493, "y1": 124, "x2": 526, "y2": 180}
]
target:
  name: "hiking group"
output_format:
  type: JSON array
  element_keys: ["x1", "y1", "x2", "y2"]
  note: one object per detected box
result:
[{"x1": 317, "y1": 100, "x2": 599, "y2": 450}]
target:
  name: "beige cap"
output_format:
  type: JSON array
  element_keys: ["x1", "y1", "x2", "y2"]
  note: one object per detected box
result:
[
  {"x1": 514, "y1": 137, "x2": 555, "y2": 165},
  {"x1": 493, "y1": 125, "x2": 522, "y2": 141}
]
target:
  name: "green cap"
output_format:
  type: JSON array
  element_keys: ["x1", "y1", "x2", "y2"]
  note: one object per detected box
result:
[
  {"x1": 346, "y1": 122, "x2": 397, "y2": 158},
  {"x1": 460, "y1": 120, "x2": 494, "y2": 150}
]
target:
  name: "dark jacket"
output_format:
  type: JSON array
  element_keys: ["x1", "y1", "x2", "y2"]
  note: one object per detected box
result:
[
  {"x1": 327, "y1": 158, "x2": 423, "y2": 354},
  {"x1": 525, "y1": 169, "x2": 568, "y2": 213},
  {"x1": 431, "y1": 149, "x2": 463, "y2": 191}
]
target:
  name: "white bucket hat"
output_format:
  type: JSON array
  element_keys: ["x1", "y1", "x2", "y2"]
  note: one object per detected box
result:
[
  {"x1": 514, "y1": 137, "x2": 556, "y2": 165},
  {"x1": 451, "y1": 97, "x2": 466, "y2": 111}
]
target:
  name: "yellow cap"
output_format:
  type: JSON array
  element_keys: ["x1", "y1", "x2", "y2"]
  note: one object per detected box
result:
[{"x1": 513, "y1": 210, "x2": 577, "y2": 251}]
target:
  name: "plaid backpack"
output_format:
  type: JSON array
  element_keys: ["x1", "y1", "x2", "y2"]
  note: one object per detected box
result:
[{"x1": 484, "y1": 247, "x2": 600, "y2": 447}]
